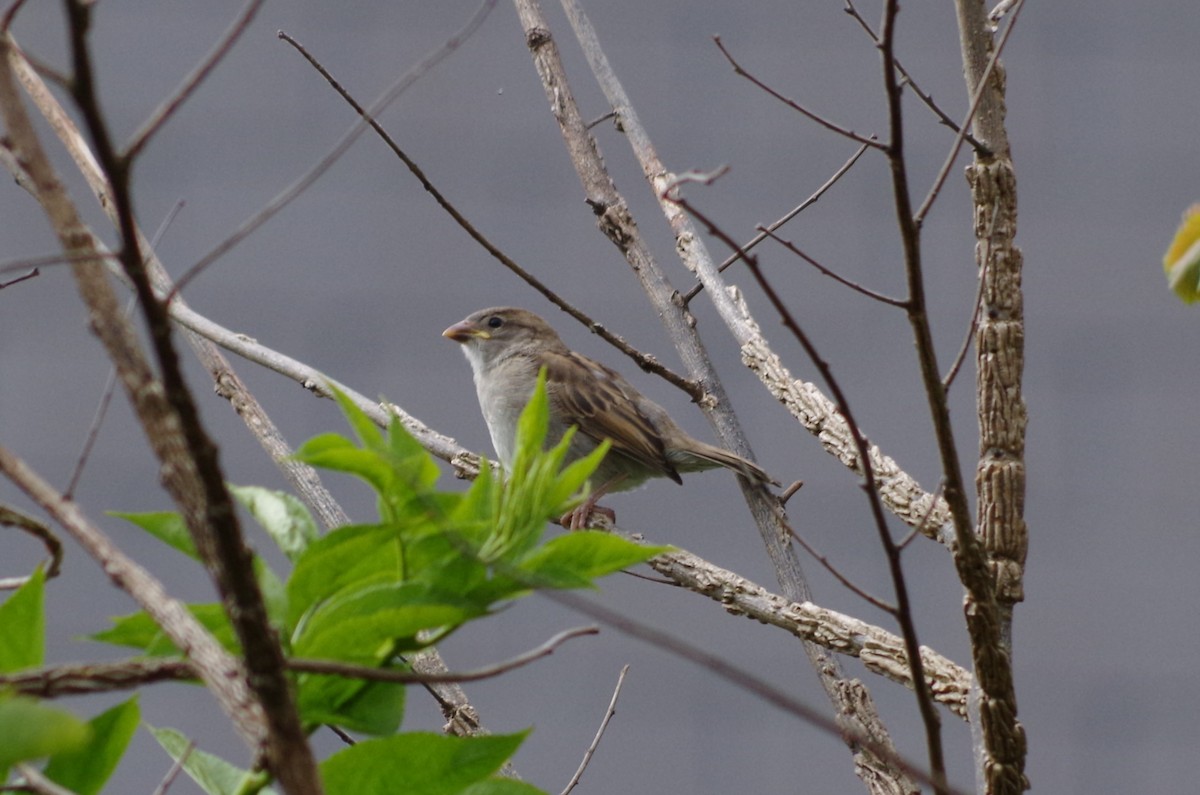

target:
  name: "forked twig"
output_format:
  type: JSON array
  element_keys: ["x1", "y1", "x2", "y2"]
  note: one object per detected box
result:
[
  {"x1": 714, "y1": 36, "x2": 884, "y2": 150},
  {"x1": 682, "y1": 142, "x2": 871, "y2": 303}
]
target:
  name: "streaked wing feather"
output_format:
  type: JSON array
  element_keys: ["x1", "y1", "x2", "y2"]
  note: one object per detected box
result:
[{"x1": 540, "y1": 350, "x2": 681, "y2": 483}]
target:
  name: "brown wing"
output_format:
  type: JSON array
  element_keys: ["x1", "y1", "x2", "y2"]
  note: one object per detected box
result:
[{"x1": 540, "y1": 349, "x2": 682, "y2": 483}]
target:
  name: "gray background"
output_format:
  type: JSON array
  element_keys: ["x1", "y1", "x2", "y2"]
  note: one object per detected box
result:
[{"x1": 2, "y1": 1, "x2": 1196, "y2": 793}]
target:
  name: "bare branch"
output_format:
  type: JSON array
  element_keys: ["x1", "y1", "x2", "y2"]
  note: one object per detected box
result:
[
  {"x1": 14, "y1": 764, "x2": 79, "y2": 795},
  {"x1": 713, "y1": 35, "x2": 885, "y2": 150},
  {"x1": 0, "y1": 446, "x2": 266, "y2": 748},
  {"x1": 150, "y1": 741, "x2": 194, "y2": 795},
  {"x1": 541, "y1": 587, "x2": 970, "y2": 795},
  {"x1": 683, "y1": 142, "x2": 871, "y2": 304},
  {"x1": 561, "y1": 665, "x2": 630, "y2": 795},
  {"x1": 0, "y1": 266, "x2": 37, "y2": 287},
  {"x1": 168, "y1": 0, "x2": 497, "y2": 299},
  {"x1": 277, "y1": 30, "x2": 700, "y2": 400},
  {"x1": 914, "y1": 0, "x2": 1026, "y2": 225},
  {"x1": 841, "y1": 0, "x2": 988, "y2": 154},
  {"x1": 124, "y1": 0, "x2": 265, "y2": 160},
  {"x1": 0, "y1": 504, "x2": 62, "y2": 590},
  {"x1": 756, "y1": 225, "x2": 907, "y2": 307}
]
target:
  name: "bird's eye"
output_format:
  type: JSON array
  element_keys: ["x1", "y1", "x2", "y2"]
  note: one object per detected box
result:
[{"x1": 487, "y1": 316, "x2": 504, "y2": 328}]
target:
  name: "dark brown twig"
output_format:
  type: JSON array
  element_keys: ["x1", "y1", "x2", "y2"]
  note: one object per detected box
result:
[
  {"x1": 665, "y1": 182, "x2": 947, "y2": 791},
  {"x1": 942, "y1": 206, "x2": 998, "y2": 390},
  {"x1": 841, "y1": 0, "x2": 988, "y2": 154},
  {"x1": 0, "y1": 504, "x2": 62, "y2": 590},
  {"x1": 756, "y1": 226, "x2": 907, "y2": 307},
  {"x1": 1, "y1": 628, "x2": 598, "y2": 698},
  {"x1": 714, "y1": 36, "x2": 884, "y2": 150},
  {"x1": 540, "y1": 588, "x2": 970, "y2": 795},
  {"x1": 168, "y1": 0, "x2": 498, "y2": 300},
  {"x1": 277, "y1": 31, "x2": 700, "y2": 400},
  {"x1": 783, "y1": 521, "x2": 894, "y2": 612},
  {"x1": 560, "y1": 665, "x2": 630, "y2": 795},
  {"x1": 682, "y1": 142, "x2": 871, "y2": 303},
  {"x1": 124, "y1": 0, "x2": 265, "y2": 160},
  {"x1": 0, "y1": 266, "x2": 37, "y2": 287},
  {"x1": 913, "y1": 0, "x2": 1025, "y2": 225}
]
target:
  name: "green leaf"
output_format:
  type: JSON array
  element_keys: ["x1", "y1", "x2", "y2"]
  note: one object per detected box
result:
[
  {"x1": 297, "y1": 668, "x2": 406, "y2": 736},
  {"x1": 321, "y1": 731, "x2": 530, "y2": 795},
  {"x1": 330, "y1": 387, "x2": 385, "y2": 451},
  {"x1": 91, "y1": 604, "x2": 236, "y2": 655},
  {"x1": 149, "y1": 725, "x2": 274, "y2": 795},
  {"x1": 1164, "y1": 203, "x2": 1200, "y2": 304},
  {"x1": 0, "y1": 565, "x2": 43, "y2": 672},
  {"x1": 230, "y1": 485, "x2": 317, "y2": 562},
  {"x1": 518, "y1": 533, "x2": 669, "y2": 588},
  {"x1": 287, "y1": 524, "x2": 401, "y2": 631},
  {"x1": 110, "y1": 511, "x2": 198, "y2": 560},
  {"x1": 43, "y1": 697, "x2": 139, "y2": 795},
  {"x1": 294, "y1": 582, "x2": 469, "y2": 660},
  {"x1": 0, "y1": 695, "x2": 90, "y2": 769}
]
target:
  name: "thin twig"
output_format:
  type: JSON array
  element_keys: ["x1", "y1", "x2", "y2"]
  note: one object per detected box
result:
[
  {"x1": 682, "y1": 142, "x2": 870, "y2": 303},
  {"x1": 0, "y1": 444, "x2": 266, "y2": 747},
  {"x1": 756, "y1": 226, "x2": 907, "y2": 307},
  {"x1": 167, "y1": 0, "x2": 497, "y2": 300},
  {"x1": 783, "y1": 521, "x2": 895, "y2": 612},
  {"x1": 0, "y1": 266, "x2": 37, "y2": 287},
  {"x1": 841, "y1": 0, "x2": 988, "y2": 154},
  {"x1": 65, "y1": 201, "x2": 186, "y2": 499},
  {"x1": 0, "y1": 504, "x2": 63, "y2": 590},
  {"x1": 898, "y1": 480, "x2": 946, "y2": 550},
  {"x1": 13, "y1": 764, "x2": 78, "y2": 795},
  {"x1": 277, "y1": 30, "x2": 699, "y2": 400},
  {"x1": 913, "y1": 0, "x2": 1025, "y2": 225},
  {"x1": 942, "y1": 206, "x2": 998, "y2": 390},
  {"x1": 714, "y1": 35, "x2": 884, "y2": 150},
  {"x1": 296, "y1": 626, "x2": 598, "y2": 684},
  {"x1": 877, "y1": 0, "x2": 951, "y2": 787},
  {"x1": 540, "y1": 589, "x2": 970, "y2": 795},
  {"x1": 124, "y1": 0, "x2": 264, "y2": 160},
  {"x1": 667, "y1": 182, "x2": 948, "y2": 790},
  {"x1": 149, "y1": 741, "x2": 194, "y2": 795},
  {"x1": 1, "y1": 628, "x2": 598, "y2": 698},
  {"x1": 560, "y1": 664, "x2": 630, "y2": 795}
]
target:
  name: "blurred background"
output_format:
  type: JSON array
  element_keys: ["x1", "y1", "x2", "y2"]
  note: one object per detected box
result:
[{"x1": 1, "y1": 1, "x2": 1196, "y2": 792}]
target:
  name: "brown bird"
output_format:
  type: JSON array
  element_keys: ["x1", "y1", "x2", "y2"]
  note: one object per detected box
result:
[{"x1": 443, "y1": 307, "x2": 774, "y2": 528}]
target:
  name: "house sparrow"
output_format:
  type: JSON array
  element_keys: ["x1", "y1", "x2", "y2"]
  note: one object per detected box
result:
[{"x1": 443, "y1": 307, "x2": 774, "y2": 528}]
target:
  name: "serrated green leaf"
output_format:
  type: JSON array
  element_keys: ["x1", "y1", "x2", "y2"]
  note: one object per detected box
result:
[
  {"x1": 149, "y1": 725, "x2": 274, "y2": 795},
  {"x1": 230, "y1": 485, "x2": 317, "y2": 562},
  {"x1": 43, "y1": 697, "x2": 139, "y2": 795},
  {"x1": 295, "y1": 445, "x2": 395, "y2": 497},
  {"x1": 0, "y1": 565, "x2": 43, "y2": 673},
  {"x1": 0, "y1": 695, "x2": 90, "y2": 768},
  {"x1": 110, "y1": 511, "x2": 198, "y2": 560},
  {"x1": 321, "y1": 731, "x2": 530, "y2": 795},
  {"x1": 91, "y1": 604, "x2": 236, "y2": 656},
  {"x1": 518, "y1": 533, "x2": 669, "y2": 588}
]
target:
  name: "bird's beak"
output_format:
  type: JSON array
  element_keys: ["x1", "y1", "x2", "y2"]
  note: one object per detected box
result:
[{"x1": 442, "y1": 320, "x2": 489, "y2": 342}]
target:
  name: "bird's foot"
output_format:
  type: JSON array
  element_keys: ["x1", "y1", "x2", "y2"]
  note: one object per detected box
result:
[{"x1": 558, "y1": 502, "x2": 616, "y2": 531}]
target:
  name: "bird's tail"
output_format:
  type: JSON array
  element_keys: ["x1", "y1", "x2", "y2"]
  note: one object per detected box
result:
[{"x1": 672, "y1": 442, "x2": 777, "y2": 486}]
